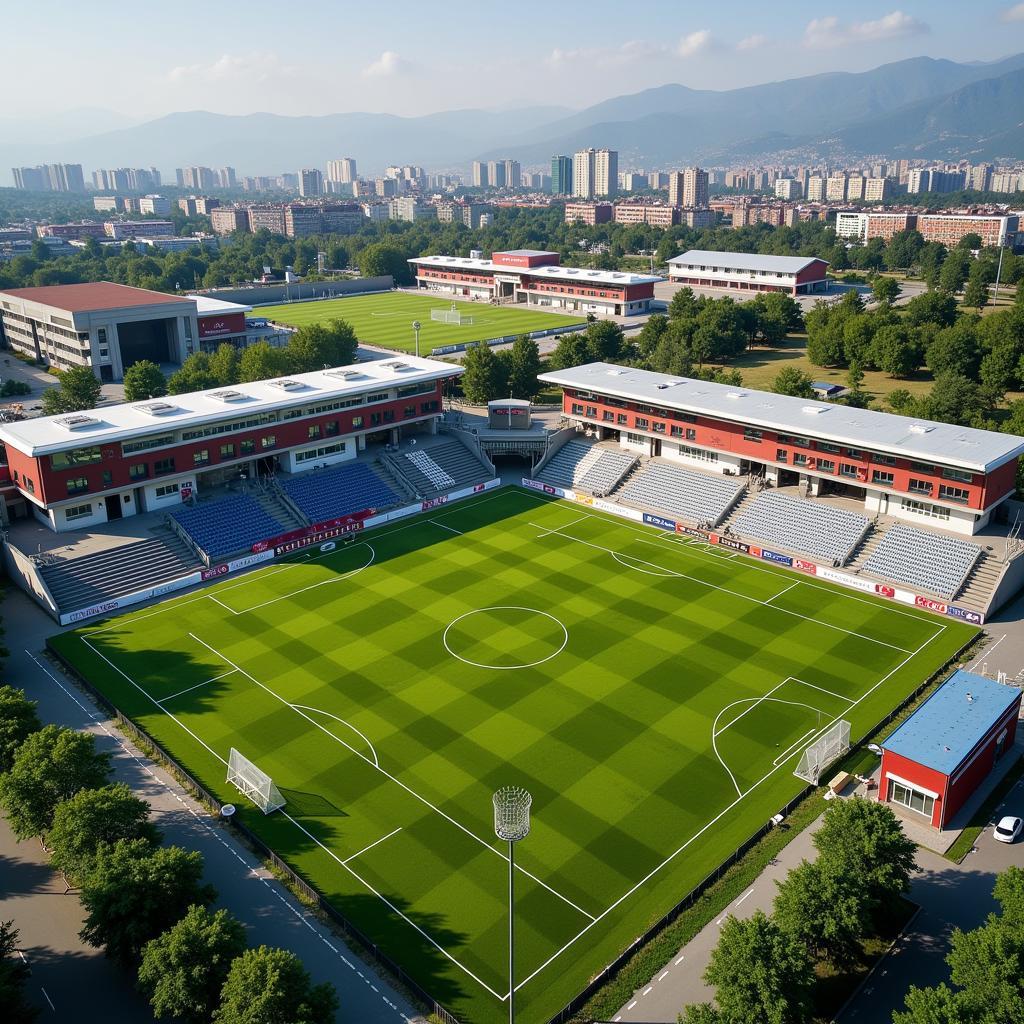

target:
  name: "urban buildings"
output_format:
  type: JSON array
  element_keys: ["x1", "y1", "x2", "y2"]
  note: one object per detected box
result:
[
  {"x1": 668, "y1": 167, "x2": 709, "y2": 208},
  {"x1": 836, "y1": 211, "x2": 1018, "y2": 248},
  {"x1": 177, "y1": 166, "x2": 217, "y2": 190},
  {"x1": 326, "y1": 158, "x2": 357, "y2": 185},
  {"x1": 487, "y1": 160, "x2": 506, "y2": 189},
  {"x1": 551, "y1": 156, "x2": 572, "y2": 196},
  {"x1": 299, "y1": 168, "x2": 324, "y2": 198},
  {"x1": 774, "y1": 178, "x2": 802, "y2": 200},
  {"x1": 210, "y1": 207, "x2": 251, "y2": 235},
  {"x1": 472, "y1": 161, "x2": 487, "y2": 188},
  {"x1": 12, "y1": 163, "x2": 85, "y2": 192},
  {"x1": 666, "y1": 250, "x2": 830, "y2": 296},
  {"x1": 572, "y1": 149, "x2": 618, "y2": 199},
  {"x1": 564, "y1": 202, "x2": 614, "y2": 225}
]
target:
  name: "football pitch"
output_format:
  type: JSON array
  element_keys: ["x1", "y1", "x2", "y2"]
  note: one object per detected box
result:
[
  {"x1": 256, "y1": 291, "x2": 586, "y2": 353},
  {"x1": 50, "y1": 488, "x2": 975, "y2": 1024}
]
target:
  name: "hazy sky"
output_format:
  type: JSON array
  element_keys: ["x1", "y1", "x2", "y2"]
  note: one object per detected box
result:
[{"x1": 9, "y1": 0, "x2": 1024, "y2": 120}]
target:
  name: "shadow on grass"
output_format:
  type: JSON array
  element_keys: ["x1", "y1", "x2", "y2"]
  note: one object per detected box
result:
[{"x1": 277, "y1": 788, "x2": 349, "y2": 818}]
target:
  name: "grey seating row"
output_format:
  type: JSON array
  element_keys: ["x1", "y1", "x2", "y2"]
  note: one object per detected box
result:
[
  {"x1": 619, "y1": 460, "x2": 744, "y2": 527},
  {"x1": 862, "y1": 523, "x2": 981, "y2": 599}
]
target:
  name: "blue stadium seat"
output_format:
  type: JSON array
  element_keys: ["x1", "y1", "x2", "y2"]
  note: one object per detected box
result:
[
  {"x1": 171, "y1": 494, "x2": 286, "y2": 559},
  {"x1": 281, "y1": 462, "x2": 399, "y2": 524}
]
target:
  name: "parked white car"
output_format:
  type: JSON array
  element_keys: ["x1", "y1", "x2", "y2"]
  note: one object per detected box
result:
[{"x1": 993, "y1": 816, "x2": 1022, "y2": 844}]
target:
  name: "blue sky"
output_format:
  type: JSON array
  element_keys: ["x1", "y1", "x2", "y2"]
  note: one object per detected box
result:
[{"x1": 10, "y1": 1, "x2": 1024, "y2": 119}]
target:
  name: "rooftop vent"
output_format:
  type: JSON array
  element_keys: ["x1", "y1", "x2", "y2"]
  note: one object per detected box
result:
[
  {"x1": 266, "y1": 379, "x2": 306, "y2": 392},
  {"x1": 382, "y1": 360, "x2": 412, "y2": 371},
  {"x1": 726, "y1": 392, "x2": 747, "y2": 400},
  {"x1": 607, "y1": 368, "x2": 627, "y2": 376},
  {"x1": 208, "y1": 389, "x2": 249, "y2": 403},
  {"x1": 802, "y1": 406, "x2": 828, "y2": 415},
  {"x1": 134, "y1": 401, "x2": 178, "y2": 416},
  {"x1": 324, "y1": 368, "x2": 363, "y2": 380},
  {"x1": 908, "y1": 423, "x2": 934, "y2": 435},
  {"x1": 55, "y1": 413, "x2": 101, "y2": 431}
]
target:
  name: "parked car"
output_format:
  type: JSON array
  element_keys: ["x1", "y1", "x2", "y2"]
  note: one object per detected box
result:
[{"x1": 993, "y1": 815, "x2": 1022, "y2": 843}]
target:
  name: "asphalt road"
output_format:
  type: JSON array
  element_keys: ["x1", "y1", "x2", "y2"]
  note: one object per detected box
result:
[{"x1": 1, "y1": 588, "x2": 421, "y2": 1024}]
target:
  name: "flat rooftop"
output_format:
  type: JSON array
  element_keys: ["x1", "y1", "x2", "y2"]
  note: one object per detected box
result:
[
  {"x1": 538, "y1": 362, "x2": 1024, "y2": 473},
  {"x1": 0, "y1": 282, "x2": 193, "y2": 313},
  {"x1": 883, "y1": 670, "x2": 1020, "y2": 775},
  {"x1": 0, "y1": 355, "x2": 462, "y2": 457},
  {"x1": 188, "y1": 294, "x2": 253, "y2": 316},
  {"x1": 667, "y1": 250, "x2": 827, "y2": 274},
  {"x1": 409, "y1": 254, "x2": 661, "y2": 286}
]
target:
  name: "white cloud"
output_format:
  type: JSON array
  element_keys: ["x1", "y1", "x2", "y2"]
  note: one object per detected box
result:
[
  {"x1": 546, "y1": 40, "x2": 662, "y2": 68},
  {"x1": 803, "y1": 10, "x2": 928, "y2": 49},
  {"x1": 362, "y1": 51, "x2": 409, "y2": 78},
  {"x1": 168, "y1": 52, "x2": 296, "y2": 84},
  {"x1": 677, "y1": 30, "x2": 713, "y2": 57},
  {"x1": 736, "y1": 34, "x2": 767, "y2": 52},
  {"x1": 1001, "y1": 3, "x2": 1024, "y2": 21}
]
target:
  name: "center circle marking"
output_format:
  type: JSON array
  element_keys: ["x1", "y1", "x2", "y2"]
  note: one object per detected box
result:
[{"x1": 442, "y1": 606, "x2": 569, "y2": 670}]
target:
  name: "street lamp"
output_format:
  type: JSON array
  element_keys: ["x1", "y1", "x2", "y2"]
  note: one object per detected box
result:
[
  {"x1": 493, "y1": 786, "x2": 531, "y2": 1024},
  {"x1": 412, "y1": 320, "x2": 421, "y2": 358}
]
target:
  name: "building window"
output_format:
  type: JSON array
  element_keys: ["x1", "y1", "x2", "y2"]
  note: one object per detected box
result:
[
  {"x1": 66, "y1": 476, "x2": 89, "y2": 495},
  {"x1": 383, "y1": 410, "x2": 395, "y2": 423},
  {"x1": 153, "y1": 457, "x2": 175, "y2": 476},
  {"x1": 743, "y1": 427, "x2": 762, "y2": 442},
  {"x1": 193, "y1": 449, "x2": 210, "y2": 466},
  {"x1": 370, "y1": 413, "x2": 381, "y2": 426},
  {"x1": 887, "y1": 779, "x2": 935, "y2": 819},
  {"x1": 670, "y1": 425, "x2": 683, "y2": 437},
  {"x1": 295, "y1": 442, "x2": 346, "y2": 464},
  {"x1": 874, "y1": 453, "x2": 896, "y2": 466},
  {"x1": 23, "y1": 477, "x2": 34, "y2": 494},
  {"x1": 901, "y1": 498, "x2": 949, "y2": 521},
  {"x1": 794, "y1": 453, "x2": 809, "y2": 467},
  {"x1": 65, "y1": 502, "x2": 92, "y2": 521},
  {"x1": 942, "y1": 467, "x2": 973, "y2": 484},
  {"x1": 240, "y1": 439, "x2": 255, "y2": 455},
  {"x1": 872, "y1": 470, "x2": 894, "y2": 485},
  {"x1": 155, "y1": 483, "x2": 179, "y2": 498},
  {"x1": 571, "y1": 403, "x2": 584, "y2": 415},
  {"x1": 307, "y1": 424, "x2": 321, "y2": 440},
  {"x1": 50, "y1": 446, "x2": 102, "y2": 470},
  {"x1": 652, "y1": 422, "x2": 666, "y2": 434},
  {"x1": 403, "y1": 405, "x2": 416, "y2": 418},
  {"x1": 676, "y1": 443, "x2": 718, "y2": 464},
  {"x1": 351, "y1": 416, "x2": 364, "y2": 428},
  {"x1": 220, "y1": 443, "x2": 235, "y2": 459},
  {"x1": 635, "y1": 417, "x2": 649, "y2": 430},
  {"x1": 129, "y1": 463, "x2": 148, "y2": 480},
  {"x1": 778, "y1": 433, "x2": 810, "y2": 448},
  {"x1": 617, "y1": 413, "x2": 628, "y2": 425},
  {"x1": 776, "y1": 449, "x2": 788, "y2": 463},
  {"x1": 845, "y1": 447, "x2": 864, "y2": 459},
  {"x1": 840, "y1": 463, "x2": 859, "y2": 478},
  {"x1": 817, "y1": 459, "x2": 835, "y2": 473},
  {"x1": 585, "y1": 406, "x2": 597, "y2": 417},
  {"x1": 603, "y1": 411, "x2": 615, "y2": 422},
  {"x1": 325, "y1": 420, "x2": 339, "y2": 436},
  {"x1": 817, "y1": 441, "x2": 840, "y2": 454},
  {"x1": 261, "y1": 435, "x2": 276, "y2": 450},
  {"x1": 909, "y1": 478, "x2": 932, "y2": 495},
  {"x1": 911, "y1": 461, "x2": 935, "y2": 474},
  {"x1": 102, "y1": 470, "x2": 113, "y2": 487},
  {"x1": 939, "y1": 484, "x2": 970, "y2": 504}
]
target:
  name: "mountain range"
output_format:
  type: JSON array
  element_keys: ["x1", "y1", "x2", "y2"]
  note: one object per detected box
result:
[{"x1": 5, "y1": 54, "x2": 1024, "y2": 179}]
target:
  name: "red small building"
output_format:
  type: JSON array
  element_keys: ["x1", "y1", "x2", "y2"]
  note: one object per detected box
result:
[{"x1": 880, "y1": 671, "x2": 1020, "y2": 829}]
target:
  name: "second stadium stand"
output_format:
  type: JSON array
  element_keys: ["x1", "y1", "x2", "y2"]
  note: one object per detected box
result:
[
  {"x1": 172, "y1": 494, "x2": 286, "y2": 560},
  {"x1": 860, "y1": 522, "x2": 982, "y2": 600},
  {"x1": 536, "y1": 440, "x2": 635, "y2": 495},
  {"x1": 281, "y1": 462, "x2": 399, "y2": 523},
  {"x1": 617, "y1": 460, "x2": 745, "y2": 526}
]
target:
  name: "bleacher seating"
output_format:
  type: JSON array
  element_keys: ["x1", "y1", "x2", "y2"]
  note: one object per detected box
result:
[
  {"x1": 618, "y1": 460, "x2": 744, "y2": 526},
  {"x1": 862, "y1": 523, "x2": 981, "y2": 600},
  {"x1": 536, "y1": 441, "x2": 634, "y2": 494},
  {"x1": 732, "y1": 490, "x2": 870, "y2": 565},
  {"x1": 281, "y1": 462, "x2": 399, "y2": 524},
  {"x1": 405, "y1": 449, "x2": 454, "y2": 491},
  {"x1": 172, "y1": 494, "x2": 286, "y2": 559},
  {"x1": 397, "y1": 441, "x2": 491, "y2": 496}
]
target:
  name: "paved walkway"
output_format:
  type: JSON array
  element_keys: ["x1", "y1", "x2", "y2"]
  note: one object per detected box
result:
[{"x1": 2, "y1": 588, "x2": 420, "y2": 1024}]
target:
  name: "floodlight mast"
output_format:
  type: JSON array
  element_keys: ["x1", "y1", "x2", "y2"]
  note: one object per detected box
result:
[
  {"x1": 493, "y1": 786, "x2": 531, "y2": 1024},
  {"x1": 412, "y1": 320, "x2": 421, "y2": 358}
]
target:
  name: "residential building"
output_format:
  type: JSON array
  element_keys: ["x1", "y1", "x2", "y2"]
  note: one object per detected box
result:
[
  {"x1": 472, "y1": 161, "x2": 487, "y2": 188},
  {"x1": 104, "y1": 221, "x2": 175, "y2": 240},
  {"x1": 504, "y1": 160, "x2": 521, "y2": 189},
  {"x1": 774, "y1": 178, "x2": 801, "y2": 200},
  {"x1": 613, "y1": 205, "x2": 679, "y2": 226},
  {"x1": 594, "y1": 149, "x2": 618, "y2": 198},
  {"x1": 326, "y1": 158, "x2": 357, "y2": 184},
  {"x1": 178, "y1": 196, "x2": 220, "y2": 216},
  {"x1": 917, "y1": 213, "x2": 1018, "y2": 249},
  {"x1": 835, "y1": 211, "x2": 917, "y2": 242},
  {"x1": 487, "y1": 161, "x2": 506, "y2": 189},
  {"x1": 551, "y1": 156, "x2": 572, "y2": 196},
  {"x1": 37, "y1": 223, "x2": 108, "y2": 241},
  {"x1": 991, "y1": 172, "x2": 1021, "y2": 193},
  {"x1": 210, "y1": 207, "x2": 250, "y2": 235},
  {"x1": 374, "y1": 177, "x2": 399, "y2": 198},
  {"x1": 677, "y1": 167, "x2": 709, "y2": 208},
  {"x1": 619, "y1": 172, "x2": 647, "y2": 192},
  {"x1": 93, "y1": 196, "x2": 122, "y2": 213},
  {"x1": 435, "y1": 201, "x2": 491, "y2": 229},
  {"x1": 806, "y1": 176, "x2": 826, "y2": 202},
  {"x1": 299, "y1": 168, "x2": 323, "y2": 198},
  {"x1": 969, "y1": 164, "x2": 994, "y2": 192},
  {"x1": 139, "y1": 195, "x2": 171, "y2": 216},
  {"x1": 846, "y1": 176, "x2": 866, "y2": 202},
  {"x1": 389, "y1": 197, "x2": 436, "y2": 222},
  {"x1": 648, "y1": 171, "x2": 669, "y2": 189},
  {"x1": 825, "y1": 175, "x2": 848, "y2": 202},
  {"x1": 864, "y1": 177, "x2": 893, "y2": 202},
  {"x1": 181, "y1": 167, "x2": 216, "y2": 190},
  {"x1": 564, "y1": 202, "x2": 614, "y2": 225},
  {"x1": 246, "y1": 205, "x2": 288, "y2": 234},
  {"x1": 12, "y1": 164, "x2": 84, "y2": 192}
]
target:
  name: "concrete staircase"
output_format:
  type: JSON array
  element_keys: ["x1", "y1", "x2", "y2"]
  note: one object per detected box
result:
[
  {"x1": 258, "y1": 486, "x2": 307, "y2": 530},
  {"x1": 956, "y1": 552, "x2": 1005, "y2": 613}
]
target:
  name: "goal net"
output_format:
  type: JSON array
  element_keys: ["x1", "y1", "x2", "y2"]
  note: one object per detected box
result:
[
  {"x1": 794, "y1": 720, "x2": 851, "y2": 785},
  {"x1": 430, "y1": 308, "x2": 474, "y2": 325},
  {"x1": 226, "y1": 748, "x2": 286, "y2": 814}
]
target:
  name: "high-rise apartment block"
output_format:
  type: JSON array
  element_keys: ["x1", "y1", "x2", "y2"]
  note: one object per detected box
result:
[
  {"x1": 299, "y1": 168, "x2": 324, "y2": 198},
  {"x1": 551, "y1": 156, "x2": 572, "y2": 196},
  {"x1": 774, "y1": 178, "x2": 801, "y2": 200},
  {"x1": 472, "y1": 161, "x2": 487, "y2": 188},
  {"x1": 669, "y1": 167, "x2": 709, "y2": 207},
  {"x1": 487, "y1": 161, "x2": 506, "y2": 188},
  {"x1": 326, "y1": 158, "x2": 357, "y2": 184},
  {"x1": 12, "y1": 163, "x2": 85, "y2": 192},
  {"x1": 572, "y1": 149, "x2": 617, "y2": 199}
]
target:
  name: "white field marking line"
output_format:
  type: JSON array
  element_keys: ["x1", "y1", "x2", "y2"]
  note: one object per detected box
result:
[
  {"x1": 767, "y1": 582, "x2": 799, "y2": 604},
  {"x1": 642, "y1": 986, "x2": 653, "y2": 995},
  {"x1": 969, "y1": 632, "x2": 1008, "y2": 672},
  {"x1": 83, "y1": 487, "x2": 516, "y2": 637},
  {"x1": 25, "y1": 653, "x2": 410, "y2": 1023},
  {"x1": 518, "y1": 487, "x2": 938, "y2": 627},
  {"x1": 443, "y1": 606, "x2": 570, "y2": 671},
  {"x1": 342, "y1": 827, "x2": 403, "y2": 865},
  {"x1": 528, "y1": 522, "x2": 916, "y2": 654},
  {"x1": 186, "y1": 632, "x2": 596, "y2": 924},
  {"x1": 626, "y1": 1001, "x2": 637, "y2": 1010},
  {"x1": 611, "y1": 551, "x2": 679, "y2": 577},
  {"x1": 158, "y1": 669, "x2": 237, "y2": 705},
  {"x1": 790, "y1": 677, "x2": 854, "y2": 703},
  {"x1": 535, "y1": 514, "x2": 588, "y2": 539},
  {"x1": 712, "y1": 678, "x2": 789, "y2": 739},
  {"x1": 774, "y1": 730, "x2": 816, "y2": 767},
  {"x1": 208, "y1": 594, "x2": 237, "y2": 615},
  {"x1": 658, "y1": 970, "x2": 669, "y2": 981},
  {"x1": 429, "y1": 519, "x2": 463, "y2": 536},
  {"x1": 231, "y1": 544, "x2": 376, "y2": 615},
  {"x1": 291, "y1": 703, "x2": 381, "y2": 768},
  {"x1": 512, "y1": 621, "x2": 948, "y2": 995}
]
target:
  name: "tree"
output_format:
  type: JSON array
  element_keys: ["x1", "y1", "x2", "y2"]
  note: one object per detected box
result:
[
  {"x1": 0, "y1": 725, "x2": 110, "y2": 839},
  {"x1": 693, "y1": 300, "x2": 746, "y2": 365},
  {"x1": 549, "y1": 331, "x2": 590, "y2": 370},
  {"x1": 357, "y1": 243, "x2": 411, "y2": 285},
  {"x1": 926, "y1": 320, "x2": 981, "y2": 379},
  {"x1": 168, "y1": 352, "x2": 219, "y2": 395},
  {"x1": 79, "y1": 839, "x2": 215, "y2": 967},
  {"x1": 770, "y1": 366, "x2": 815, "y2": 398},
  {"x1": 921, "y1": 373, "x2": 988, "y2": 427},
  {"x1": 138, "y1": 906, "x2": 247, "y2": 1024},
  {"x1": 0, "y1": 921, "x2": 36, "y2": 1024},
  {"x1": 48, "y1": 782, "x2": 160, "y2": 888},
  {"x1": 507, "y1": 335, "x2": 541, "y2": 399},
  {"x1": 805, "y1": 300, "x2": 848, "y2": 368},
  {"x1": 963, "y1": 274, "x2": 989, "y2": 310},
  {"x1": 208, "y1": 343, "x2": 241, "y2": 387},
  {"x1": 122, "y1": 360, "x2": 167, "y2": 402},
  {"x1": 893, "y1": 983, "x2": 972, "y2": 1024},
  {"x1": 701, "y1": 911, "x2": 813, "y2": 1024},
  {"x1": 0, "y1": 686, "x2": 40, "y2": 774},
  {"x1": 946, "y1": 912, "x2": 1024, "y2": 1023},
  {"x1": 871, "y1": 323, "x2": 922, "y2": 378},
  {"x1": 813, "y1": 798, "x2": 916, "y2": 911},
  {"x1": 636, "y1": 313, "x2": 669, "y2": 360},
  {"x1": 237, "y1": 342, "x2": 293, "y2": 383},
  {"x1": 939, "y1": 251, "x2": 971, "y2": 294},
  {"x1": 667, "y1": 287, "x2": 699, "y2": 320},
  {"x1": 904, "y1": 290, "x2": 959, "y2": 329},
  {"x1": 460, "y1": 343, "x2": 500, "y2": 404},
  {"x1": 872, "y1": 276, "x2": 901, "y2": 305},
  {"x1": 956, "y1": 232, "x2": 983, "y2": 251},
  {"x1": 287, "y1": 320, "x2": 357, "y2": 373},
  {"x1": 213, "y1": 946, "x2": 338, "y2": 1024},
  {"x1": 773, "y1": 859, "x2": 870, "y2": 966},
  {"x1": 753, "y1": 292, "x2": 803, "y2": 346},
  {"x1": 584, "y1": 320, "x2": 626, "y2": 363},
  {"x1": 40, "y1": 365, "x2": 102, "y2": 415},
  {"x1": 841, "y1": 363, "x2": 871, "y2": 409}
]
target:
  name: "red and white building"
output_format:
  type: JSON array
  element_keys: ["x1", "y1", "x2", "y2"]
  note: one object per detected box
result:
[
  {"x1": 880, "y1": 670, "x2": 1020, "y2": 829},
  {"x1": 538, "y1": 362, "x2": 1024, "y2": 535},
  {"x1": 409, "y1": 249, "x2": 660, "y2": 316},
  {"x1": 0, "y1": 356, "x2": 458, "y2": 532},
  {"x1": 667, "y1": 250, "x2": 830, "y2": 295}
]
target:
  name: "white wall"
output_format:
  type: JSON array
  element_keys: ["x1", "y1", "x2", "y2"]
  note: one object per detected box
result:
[
  {"x1": 139, "y1": 477, "x2": 196, "y2": 513},
  {"x1": 54, "y1": 501, "x2": 108, "y2": 531},
  {"x1": 280, "y1": 440, "x2": 354, "y2": 473}
]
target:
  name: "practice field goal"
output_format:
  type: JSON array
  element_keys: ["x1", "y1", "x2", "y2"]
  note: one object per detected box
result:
[
  {"x1": 431, "y1": 306, "x2": 474, "y2": 326},
  {"x1": 227, "y1": 747, "x2": 286, "y2": 814},
  {"x1": 794, "y1": 720, "x2": 851, "y2": 785}
]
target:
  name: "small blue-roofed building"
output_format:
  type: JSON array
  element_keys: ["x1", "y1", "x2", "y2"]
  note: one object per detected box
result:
[
  {"x1": 880, "y1": 670, "x2": 1021, "y2": 829},
  {"x1": 811, "y1": 381, "x2": 844, "y2": 399}
]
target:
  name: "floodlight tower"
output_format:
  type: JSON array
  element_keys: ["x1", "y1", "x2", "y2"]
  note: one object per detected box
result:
[
  {"x1": 493, "y1": 786, "x2": 531, "y2": 1024},
  {"x1": 412, "y1": 320, "x2": 421, "y2": 358}
]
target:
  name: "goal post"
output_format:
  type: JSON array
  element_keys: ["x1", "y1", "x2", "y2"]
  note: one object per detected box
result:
[
  {"x1": 226, "y1": 747, "x2": 286, "y2": 814},
  {"x1": 430, "y1": 308, "x2": 474, "y2": 326},
  {"x1": 794, "y1": 720, "x2": 851, "y2": 785}
]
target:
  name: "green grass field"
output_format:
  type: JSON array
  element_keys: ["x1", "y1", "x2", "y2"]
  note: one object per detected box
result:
[
  {"x1": 257, "y1": 291, "x2": 586, "y2": 354},
  {"x1": 50, "y1": 488, "x2": 974, "y2": 1024}
]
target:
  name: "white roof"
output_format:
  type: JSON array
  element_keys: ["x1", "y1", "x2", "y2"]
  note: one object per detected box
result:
[
  {"x1": 667, "y1": 250, "x2": 827, "y2": 274},
  {"x1": 0, "y1": 356, "x2": 461, "y2": 457},
  {"x1": 409, "y1": 254, "x2": 661, "y2": 286},
  {"x1": 538, "y1": 362, "x2": 1024, "y2": 473},
  {"x1": 188, "y1": 294, "x2": 253, "y2": 316}
]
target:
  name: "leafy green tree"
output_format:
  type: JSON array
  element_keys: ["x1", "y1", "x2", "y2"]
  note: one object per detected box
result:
[
  {"x1": 138, "y1": 906, "x2": 247, "y2": 1024},
  {"x1": 946, "y1": 915, "x2": 1024, "y2": 1022},
  {"x1": 492, "y1": 349, "x2": 513, "y2": 398},
  {"x1": 507, "y1": 335, "x2": 542, "y2": 399},
  {"x1": 841, "y1": 362, "x2": 872, "y2": 409},
  {"x1": 702, "y1": 911, "x2": 813, "y2": 1024},
  {"x1": 40, "y1": 365, "x2": 102, "y2": 415},
  {"x1": 213, "y1": 946, "x2": 338, "y2": 1024},
  {"x1": 636, "y1": 314, "x2": 669, "y2": 360},
  {"x1": 963, "y1": 274, "x2": 989, "y2": 310},
  {"x1": 549, "y1": 332, "x2": 589, "y2": 370},
  {"x1": 79, "y1": 839, "x2": 215, "y2": 967},
  {"x1": 939, "y1": 251, "x2": 971, "y2": 294},
  {"x1": 650, "y1": 326, "x2": 694, "y2": 377},
  {"x1": 168, "y1": 352, "x2": 219, "y2": 395},
  {"x1": 871, "y1": 323, "x2": 922, "y2": 378},
  {"x1": 460, "y1": 343, "x2": 500, "y2": 404},
  {"x1": 0, "y1": 686, "x2": 40, "y2": 774},
  {"x1": 122, "y1": 360, "x2": 167, "y2": 402},
  {"x1": 770, "y1": 366, "x2": 815, "y2": 398},
  {"x1": 668, "y1": 287, "x2": 699, "y2": 320},
  {"x1": 753, "y1": 292, "x2": 803, "y2": 346},
  {"x1": 872, "y1": 277, "x2": 901, "y2": 305},
  {"x1": 921, "y1": 373, "x2": 989, "y2": 427},
  {"x1": 926, "y1": 320, "x2": 981, "y2": 378},
  {"x1": 992, "y1": 866, "x2": 1024, "y2": 926},
  {"x1": 956, "y1": 232, "x2": 983, "y2": 251},
  {"x1": 287, "y1": 320, "x2": 357, "y2": 373},
  {"x1": 238, "y1": 342, "x2": 293, "y2": 383},
  {"x1": 904, "y1": 290, "x2": 959, "y2": 329},
  {"x1": 0, "y1": 920, "x2": 36, "y2": 1023},
  {"x1": 584, "y1": 320, "x2": 626, "y2": 362},
  {"x1": 208, "y1": 343, "x2": 241, "y2": 387},
  {"x1": 0, "y1": 725, "x2": 110, "y2": 839},
  {"x1": 893, "y1": 983, "x2": 971, "y2": 1024},
  {"x1": 357, "y1": 243, "x2": 411, "y2": 285},
  {"x1": 678, "y1": 1004, "x2": 722, "y2": 1023},
  {"x1": 48, "y1": 783, "x2": 160, "y2": 888}
]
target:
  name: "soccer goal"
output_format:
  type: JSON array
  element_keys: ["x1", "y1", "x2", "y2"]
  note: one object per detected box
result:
[
  {"x1": 226, "y1": 747, "x2": 286, "y2": 814},
  {"x1": 430, "y1": 307, "x2": 474, "y2": 326},
  {"x1": 794, "y1": 720, "x2": 851, "y2": 785}
]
